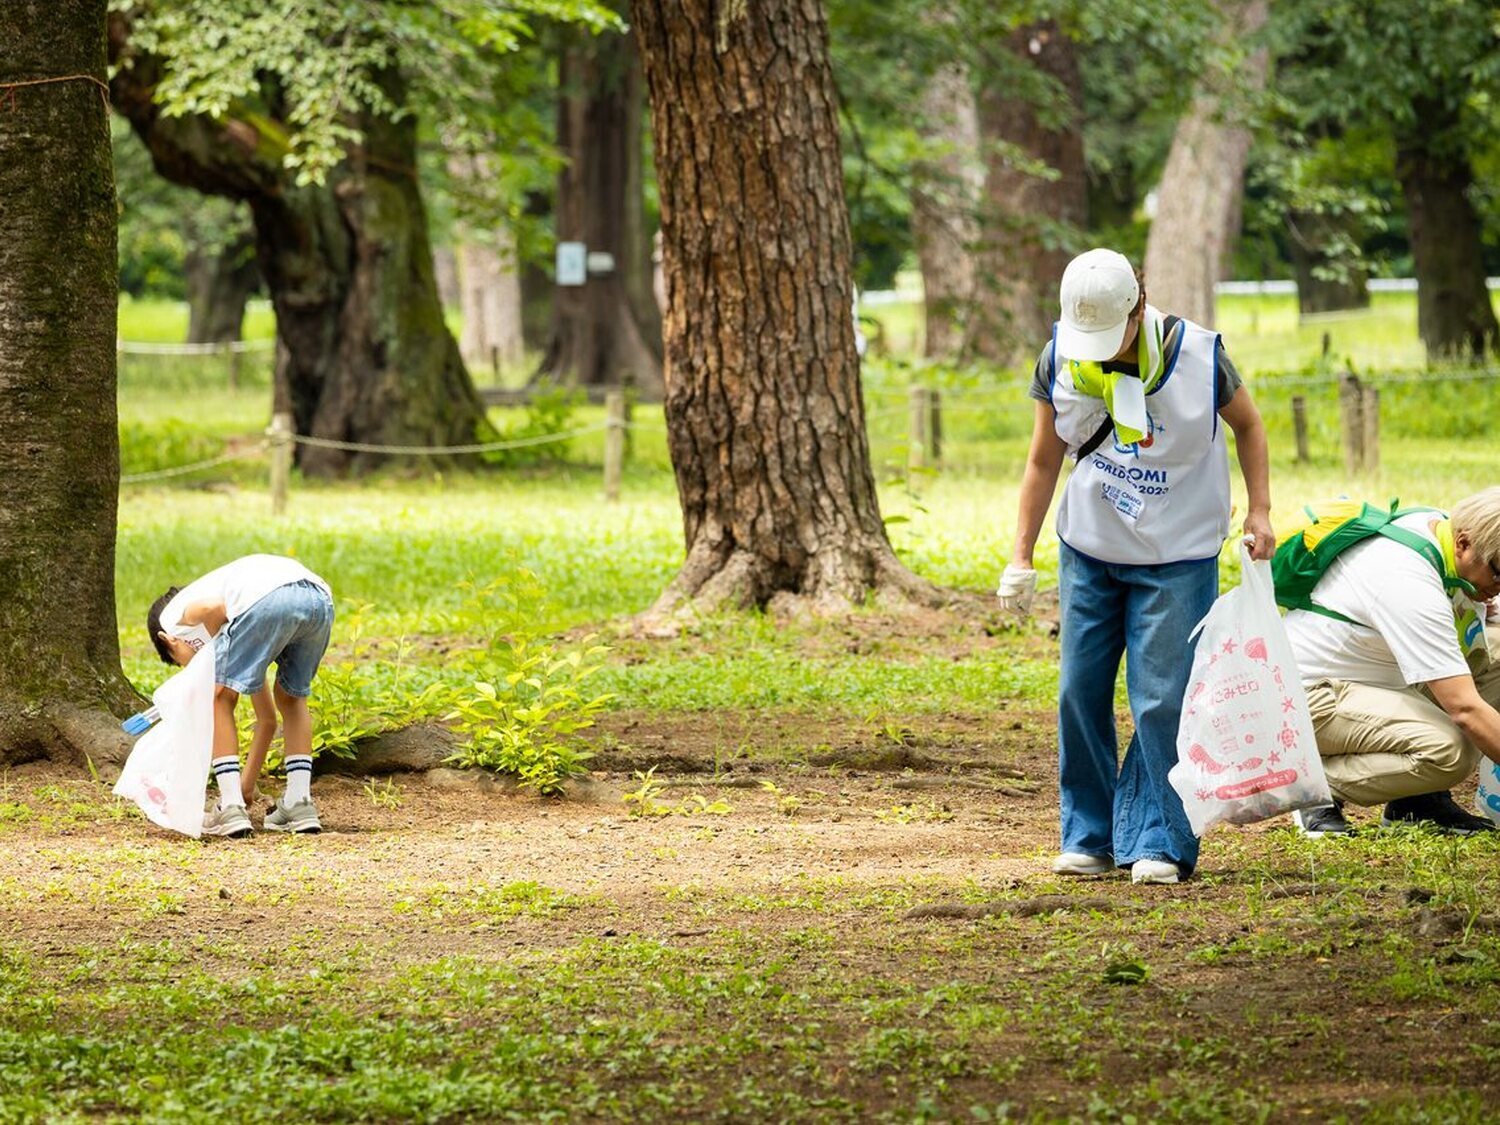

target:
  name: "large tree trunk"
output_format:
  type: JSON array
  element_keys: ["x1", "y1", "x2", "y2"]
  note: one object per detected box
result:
[
  {"x1": 1396, "y1": 103, "x2": 1500, "y2": 359},
  {"x1": 911, "y1": 57, "x2": 982, "y2": 360},
  {"x1": 536, "y1": 28, "x2": 663, "y2": 394},
  {"x1": 108, "y1": 17, "x2": 488, "y2": 477},
  {"x1": 184, "y1": 226, "x2": 258, "y2": 344},
  {"x1": 1, "y1": 0, "x2": 138, "y2": 768},
  {"x1": 1288, "y1": 210, "x2": 1369, "y2": 317},
  {"x1": 1143, "y1": 0, "x2": 1269, "y2": 327},
  {"x1": 972, "y1": 21, "x2": 1088, "y2": 362},
  {"x1": 632, "y1": 0, "x2": 938, "y2": 620}
]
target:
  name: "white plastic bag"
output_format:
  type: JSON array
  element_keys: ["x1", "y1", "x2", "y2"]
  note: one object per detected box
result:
[
  {"x1": 1169, "y1": 546, "x2": 1331, "y2": 834},
  {"x1": 114, "y1": 641, "x2": 217, "y2": 837}
]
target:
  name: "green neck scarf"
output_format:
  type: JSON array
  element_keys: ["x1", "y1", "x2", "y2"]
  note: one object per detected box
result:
[{"x1": 1066, "y1": 312, "x2": 1166, "y2": 446}]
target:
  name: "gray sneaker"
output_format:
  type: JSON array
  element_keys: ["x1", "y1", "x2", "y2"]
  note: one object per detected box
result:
[
  {"x1": 265, "y1": 797, "x2": 322, "y2": 834},
  {"x1": 203, "y1": 803, "x2": 253, "y2": 838}
]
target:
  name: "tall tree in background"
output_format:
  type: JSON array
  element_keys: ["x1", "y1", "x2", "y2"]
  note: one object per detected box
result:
[
  {"x1": 109, "y1": 7, "x2": 485, "y2": 476},
  {"x1": 912, "y1": 53, "x2": 983, "y2": 359},
  {"x1": 1143, "y1": 0, "x2": 1269, "y2": 327},
  {"x1": 1273, "y1": 0, "x2": 1500, "y2": 357},
  {"x1": 632, "y1": 0, "x2": 936, "y2": 618},
  {"x1": 1, "y1": 0, "x2": 136, "y2": 767},
  {"x1": 536, "y1": 25, "x2": 662, "y2": 393},
  {"x1": 972, "y1": 19, "x2": 1088, "y2": 360}
]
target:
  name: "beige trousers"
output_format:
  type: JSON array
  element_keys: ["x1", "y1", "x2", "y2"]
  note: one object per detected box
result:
[{"x1": 1305, "y1": 625, "x2": 1500, "y2": 807}]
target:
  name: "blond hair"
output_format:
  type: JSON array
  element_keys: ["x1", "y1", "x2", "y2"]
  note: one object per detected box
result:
[{"x1": 1452, "y1": 486, "x2": 1500, "y2": 561}]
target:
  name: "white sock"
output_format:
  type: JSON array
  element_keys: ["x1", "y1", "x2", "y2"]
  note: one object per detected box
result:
[
  {"x1": 283, "y1": 756, "x2": 313, "y2": 804},
  {"x1": 212, "y1": 758, "x2": 245, "y2": 808}
]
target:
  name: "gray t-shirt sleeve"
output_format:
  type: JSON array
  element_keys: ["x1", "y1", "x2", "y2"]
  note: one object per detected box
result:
[
  {"x1": 1028, "y1": 344, "x2": 1054, "y2": 403},
  {"x1": 1215, "y1": 340, "x2": 1243, "y2": 409}
]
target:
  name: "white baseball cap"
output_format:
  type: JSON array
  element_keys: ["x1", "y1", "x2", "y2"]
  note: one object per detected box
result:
[{"x1": 1056, "y1": 248, "x2": 1140, "y2": 362}]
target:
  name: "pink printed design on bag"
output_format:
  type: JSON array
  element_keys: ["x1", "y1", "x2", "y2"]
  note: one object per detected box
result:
[
  {"x1": 1213, "y1": 769, "x2": 1298, "y2": 800},
  {"x1": 1244, "y1": 637, "x2": 1268, "y2": 662}
]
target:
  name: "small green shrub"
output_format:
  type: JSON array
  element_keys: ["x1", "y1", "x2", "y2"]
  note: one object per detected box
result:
[
  {"x1": 118, "y1": 419, "x2": 224, "y2": 477},
  {"x1": 444, "y1": 635, "x2": 612, "y2": 795},
  {"x1": 482, "y1": 387, "x2": 585, "y2": 467}
]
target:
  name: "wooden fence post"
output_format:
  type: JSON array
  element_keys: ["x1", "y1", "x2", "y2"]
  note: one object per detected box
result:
[
  {"x1": 1361, "y1": 384, "x2": 1380, "y2": 475},
  {"x1": 929, "y1": 389, "x2": 943, "y2": 465},
  {"x1": 1337, "y1": 371, "x2": 1364, "y2": 474},
  {"x1": 603, "y1": 389, "x2": 625, "y2": 502},
  {"x1": 269, "y1": 411, "x2": 293, "y2": 516},
  {"x1": 225, "y1": 343, "x2": 241, "y2": 391},
  {"x1": 907, "y1": 385, "x2": 930, "y2": 485},
  {"x1": 1291, "y1": 395, "x2": 1309, "y2": 464}
]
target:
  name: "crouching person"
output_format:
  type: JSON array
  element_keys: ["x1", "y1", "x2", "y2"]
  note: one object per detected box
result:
[
  {"x1": 147, "y1": 554, "x2": 334, "y2": 837},
  {"x1": 1281, "y1": 489, "x2": 1500, "y2": 835}
]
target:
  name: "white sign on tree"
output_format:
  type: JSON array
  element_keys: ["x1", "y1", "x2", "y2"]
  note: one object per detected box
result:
[{"x1": 556, "y1": 241, "x2": 587, "y2": 286}]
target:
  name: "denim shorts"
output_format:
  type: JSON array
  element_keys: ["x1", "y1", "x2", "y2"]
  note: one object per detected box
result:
[{"x1": 215, "y1": 580, "x2": 334, "y2": 698}]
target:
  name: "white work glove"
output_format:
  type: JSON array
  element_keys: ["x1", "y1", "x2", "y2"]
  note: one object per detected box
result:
[{"x1": 996, "y1": 564, "x2": 1038, "y2": 619}]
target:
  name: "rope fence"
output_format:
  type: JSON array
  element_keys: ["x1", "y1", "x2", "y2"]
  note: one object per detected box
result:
[
  {"x1": 119, "y1": 363, "x2": 1495, "y2": 502},
  {"x1": 117, "y1": 338, "x2": 275, "y2": 355}
]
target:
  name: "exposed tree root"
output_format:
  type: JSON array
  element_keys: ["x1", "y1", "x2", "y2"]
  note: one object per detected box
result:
[
  {"x1": 0, "y1": 701, "x2": 133, "y2": 775},
  {"x1": 635, "y1": 540, "x2": 953, "y2": 637}
]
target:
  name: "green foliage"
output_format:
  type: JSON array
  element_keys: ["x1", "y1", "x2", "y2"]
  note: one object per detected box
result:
[
  {"x1": 443, "y1": 641, "x2": 610, "y2": 795},
  {"x1": 623, "y1": 769, "x2": 733, "y2": 818},
  {"x1": 116, "y1": 0, "x2": 621, "y2": 186},
  {"x1": 118, "y1": 418, "x2": 225, "y2": 477},
  {"x1": 481, "y1": 387, "x2": 584, "y2": 468},
  {"x1": 439, "y1": 577, "x2": 612, "y2": 792}
]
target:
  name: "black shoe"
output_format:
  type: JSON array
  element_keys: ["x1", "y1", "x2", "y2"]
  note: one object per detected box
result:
[
  {"x1": 1381, "y1": 791, "x2": 1496, "y2": 836},
  {"x1": 1293, "y1": 801, "x2": 1353, "y2": 837}
]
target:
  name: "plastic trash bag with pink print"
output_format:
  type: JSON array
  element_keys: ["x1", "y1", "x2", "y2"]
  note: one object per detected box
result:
[
  {"x1": 113, "y1": 640, "x2": 217, "y2": 838},
  {"x1": 1169, "y1": 546, "x2": 1331, "y2": 835}
]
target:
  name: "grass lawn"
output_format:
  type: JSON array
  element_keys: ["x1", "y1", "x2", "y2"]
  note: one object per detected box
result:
[{"x1": 6, "y1": 292, "x2": 1496, "y2": 1119}]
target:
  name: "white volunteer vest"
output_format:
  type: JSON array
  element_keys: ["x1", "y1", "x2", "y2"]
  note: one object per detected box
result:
[{"x1": 1049, "y1": 310, "x2": 1230, "y2": 565}]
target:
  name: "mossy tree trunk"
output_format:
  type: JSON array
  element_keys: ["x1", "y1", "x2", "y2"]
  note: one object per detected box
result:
[
  {"x1": 108, "y1": 16, "x2": 487, "y2": 476},
  {"x1": 631, "y1": 0, "x2": 939, "y2": 621},
  {"x1": 0, "y1": 0, "x2": 138, "y2": 768}
]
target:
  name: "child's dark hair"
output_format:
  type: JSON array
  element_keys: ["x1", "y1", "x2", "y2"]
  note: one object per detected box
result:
[{"x1": 147, "y1": 587, "x2": 181, "y2": 665}]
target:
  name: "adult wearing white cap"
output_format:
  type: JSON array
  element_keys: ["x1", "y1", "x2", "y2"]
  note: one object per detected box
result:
[{"x1": 997, "y1": 248, "x2": 1275, "y2": 884}]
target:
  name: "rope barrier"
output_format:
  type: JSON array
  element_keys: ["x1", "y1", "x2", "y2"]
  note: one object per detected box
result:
[
  {"x1": 286, "y1": 421, "x2": 612, "y2": 456},
  {"x1": 119, "y1": 445, "x2": 267, "y2": 485},
  {"x1": 117, "y1": 338, "x2": 276, "y2": 355},
  {"x1": 0, "y1": 74, "x2": 110, "y2": 113}
]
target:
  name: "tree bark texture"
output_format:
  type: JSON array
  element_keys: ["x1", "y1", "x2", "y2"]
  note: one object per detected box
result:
[
  {"x1": 0, "y1": 0, "x2": 138, "y2": 768},
  {"x1": 108, "y1": 17, "x2": 489, "y2": 476},
  {"x1": 631, "y1": 0, "x2": 937, "y2": 618},
  {"x1": 1396, "y1": 105, "x2": 1500, "y2": 359},
  {"x1": 912, "y1": 58, "x2": 982, "y2": 359},
  {"x1": 185, "y1": 226, "x2": 258, "y2": 344},
  {"x1": 536, "y1": 27, "x2": 663, "y2": 394},
  {"x1": 972, "y1": 21, "x2": 1088, "y2": 362},
  {"x1": 1143, "y1": 0, "x2": 1269, "y2": 328},
  {"x1": 1288, "y1": 210, "x2": 1369, "y2": 317}
]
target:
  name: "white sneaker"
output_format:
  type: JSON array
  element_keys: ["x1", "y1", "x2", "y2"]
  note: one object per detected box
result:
[
  {"x1": 1130, "y1": 859, "x2": 1181, "y2": 885},
  {"x1": 1051, "y1": 852, "x2": 1113, "y2": 876}
]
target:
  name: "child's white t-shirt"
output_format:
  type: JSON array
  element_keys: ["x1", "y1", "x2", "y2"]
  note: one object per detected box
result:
[
  {"x1": 1283, "y1": 512, "x2": 1473, "y2": 691},
  {"x1": 159, "y1": 555, "x2": 330, "y2": 650}
]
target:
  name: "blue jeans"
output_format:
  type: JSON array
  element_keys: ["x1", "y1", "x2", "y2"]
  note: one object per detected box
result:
[{"x1": 1056, "y1": 542, "x2": 1218, "y2": 872}]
